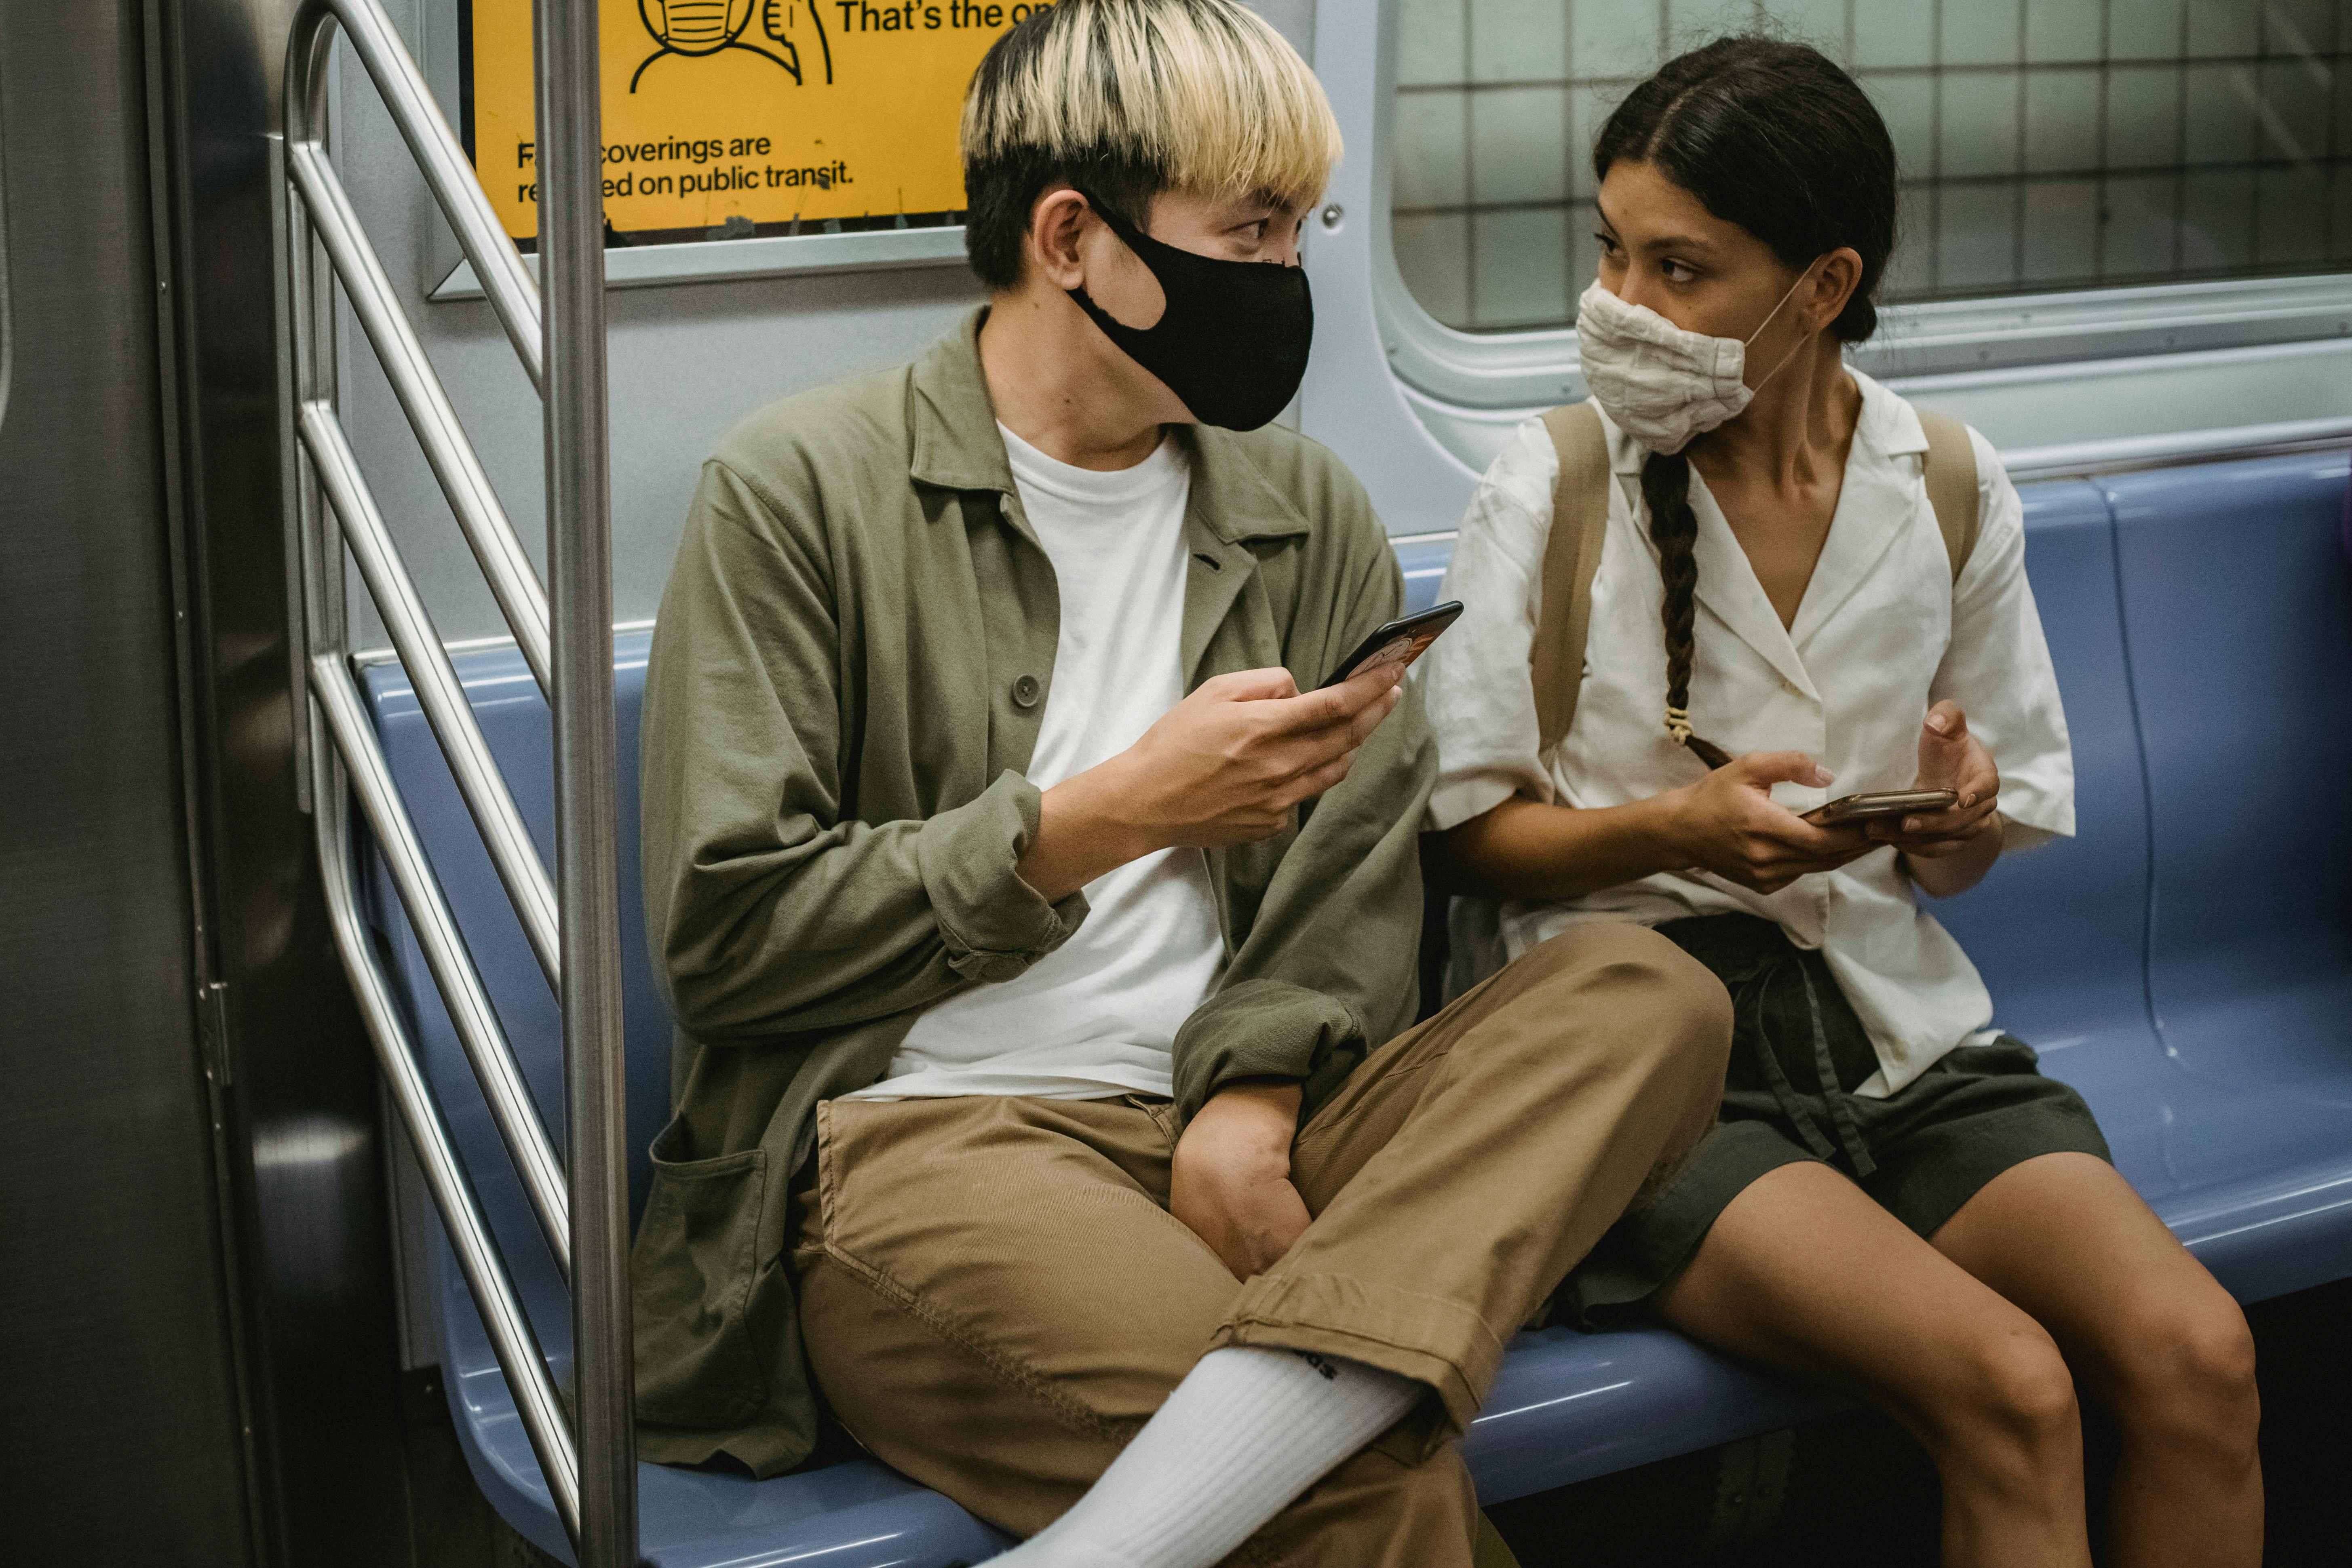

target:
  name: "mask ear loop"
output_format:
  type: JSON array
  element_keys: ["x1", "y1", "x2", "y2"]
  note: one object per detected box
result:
[{"x1": 1742, "y1": 257, "x2": 1826, "y2": 395}]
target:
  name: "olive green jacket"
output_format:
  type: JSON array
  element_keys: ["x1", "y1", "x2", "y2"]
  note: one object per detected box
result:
[{"x1": 631, "y1": 310, "x2": 1435, "y2": 1477}]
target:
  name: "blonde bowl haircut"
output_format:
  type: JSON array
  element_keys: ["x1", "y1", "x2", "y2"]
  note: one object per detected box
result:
[{"x1": 959, "y1": 0, "x2": 1341, "y2": 290}]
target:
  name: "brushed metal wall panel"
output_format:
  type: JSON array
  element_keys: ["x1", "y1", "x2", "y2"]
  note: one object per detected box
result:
[
  {"x1": 0, "y1": 0, "x2": 254, "y2": 1560},
  {"x1": 142, "y1": 0, "x2": 431, "y2": 1557}
]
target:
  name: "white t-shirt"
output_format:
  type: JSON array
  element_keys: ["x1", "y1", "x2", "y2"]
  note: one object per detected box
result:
[
  {"x1": 841, "y1": 424, "x2": 1226, "y2": 1102},
  {"x1": 1418, "y1": 373, "x2": 2074, "y2": 1097}
]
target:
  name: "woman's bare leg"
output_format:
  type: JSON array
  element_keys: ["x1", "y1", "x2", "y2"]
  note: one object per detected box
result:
[
  {"x1": 1930, "y1": 1153, "x2": 2262, "y2": 1568},
  {"x1": 1656, "y1": 1159, "x2": 2093, "y2": 1568}
]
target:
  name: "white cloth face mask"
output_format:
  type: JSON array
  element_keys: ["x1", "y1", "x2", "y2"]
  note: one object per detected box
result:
[{"x1": 1574, "y1": 266, "x2": 1816, "y2": 455}]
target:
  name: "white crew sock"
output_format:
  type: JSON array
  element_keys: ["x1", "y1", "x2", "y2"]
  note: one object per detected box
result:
[{"x1": 989, "y1": 1345, "x2": 1423, "y2": 1568}]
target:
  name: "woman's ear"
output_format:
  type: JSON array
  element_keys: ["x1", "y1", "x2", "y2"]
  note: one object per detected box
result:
[
  {"x1": 1027, "y1": 186, "x2": 1092, "y2": 291},
  {"x1": 1808, "y1": 246, "x2": 1865, "y2": 332}
]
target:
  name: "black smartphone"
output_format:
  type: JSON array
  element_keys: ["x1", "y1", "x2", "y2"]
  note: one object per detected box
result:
[
  {"x1": 1803, "y1": 788, "x2": 1960, "y2": 825},
  {"x1": 1318, "y1": 601, "x2": 1464, "y2": 689}
]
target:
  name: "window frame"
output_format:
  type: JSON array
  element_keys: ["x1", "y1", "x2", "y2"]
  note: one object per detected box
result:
[
  {"x1": 1297, "y1": 1, "x2": 2352, "y2": 537},
  {"x1": 1373, "y1": 4, "x2": 2352, "y2": 407}
]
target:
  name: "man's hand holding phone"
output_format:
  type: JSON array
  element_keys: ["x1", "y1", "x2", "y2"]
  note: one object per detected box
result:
[
  {"x1": 1019, "y1": 659, "x2": 1407, "y2": 901},
  {"x1": 1115, "y1": 661, "x2": 1405, "y2": 847}
]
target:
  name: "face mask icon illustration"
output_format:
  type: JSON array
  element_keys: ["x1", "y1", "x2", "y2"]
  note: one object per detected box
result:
[{"x1": 633, "y1": 0, "x2": 831, "y2": 91}]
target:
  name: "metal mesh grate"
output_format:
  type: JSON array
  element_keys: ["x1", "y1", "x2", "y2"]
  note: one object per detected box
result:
[{"x1": 1391, "y1": 0, "x2": 2352, "y2": 333}]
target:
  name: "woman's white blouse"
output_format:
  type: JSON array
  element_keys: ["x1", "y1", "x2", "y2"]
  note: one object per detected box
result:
[{"x1": 1419, "y1": 372, "x2": 2074, "y2": 1097}]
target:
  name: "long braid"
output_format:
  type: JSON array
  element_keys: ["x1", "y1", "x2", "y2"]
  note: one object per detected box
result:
[{"x1": 1641, "y1": 451, "x2": 1735, "y2": 770}]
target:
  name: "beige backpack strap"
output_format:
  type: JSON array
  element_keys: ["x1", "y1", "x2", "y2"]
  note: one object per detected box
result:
[
  {"x1": 1531, "y1": 403, "x2": 1614, "y2": 756},
  {"x1": 1915, "y1": 408, "x2": 1982, "y2": 583}
]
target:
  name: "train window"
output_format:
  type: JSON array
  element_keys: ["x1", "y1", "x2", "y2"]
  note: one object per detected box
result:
[{"x1": 1391, "y1": 0, "x2": 2352, "y2": 333}]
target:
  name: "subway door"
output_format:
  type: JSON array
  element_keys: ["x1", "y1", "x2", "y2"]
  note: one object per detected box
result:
[{"x1": 0, "y1": 0, "x2": 257, "y2": 1562}]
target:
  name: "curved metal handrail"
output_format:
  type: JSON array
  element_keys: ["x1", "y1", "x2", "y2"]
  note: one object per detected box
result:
[
  {"x1": 280, "y1": 1, "x2": 635, "y2": 1562},
  {"x1": 297, "y1": 403, "x2": 561, "y2": 985},
  {"x1": 2001, "y1": 414, "x2": 2352, "y2": 483},
  {"x1": 308, "y1": 660, "x2": 580, "y2": 1538},
  {"x1": 286, "y1": 0, "x2": 542, "y2": 390},
  {"x1": 285, "y1": 2, "x2": 552, "y2": 694}
]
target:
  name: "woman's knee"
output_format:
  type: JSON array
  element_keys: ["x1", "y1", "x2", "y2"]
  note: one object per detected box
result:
[
  {"x1": 2107, "y1": 1287, "x2": 2261, "y2": 1457},
  {"x1": 1920, "y1": 1322, "x2": 2083, "y2": 1482}
]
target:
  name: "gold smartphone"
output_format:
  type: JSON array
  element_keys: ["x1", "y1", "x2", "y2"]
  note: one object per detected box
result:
[{"x1": 1804, "y1": 788, "x2": 1959, "y2": 825}]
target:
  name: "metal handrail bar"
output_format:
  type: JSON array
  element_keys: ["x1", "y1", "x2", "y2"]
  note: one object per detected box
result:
[
  {"x1": 311, "y1": 650, "x2": 572, "y2": 1279},
  {"x1": 293, "y1": 474, "x2": 571, "y2": 1271},
  {"x1": 2000, "y1": 413, "x2": 2352, "y2": 483},
  {"x1": 285, "y1": 140, "x2": 554, "y2": 697},
  {"x1": 1377, "y1": 418, "x2": 2352, "y2": 558},
  {"x1": 298, "y1": 402, "x2": 562, "y2": 986},
  {"x1": 287, "y1": 0, "x2": 543, "y2": 392},
  {"x1": 309, "y1": 659, "x2": 580, "y2": 1538},
  {"x1": 538, "y1": 0, "x2": 639, "y2": 1555},
  {"x1": 282, "y1": 0, "x2": 637, "y2": 1560}
]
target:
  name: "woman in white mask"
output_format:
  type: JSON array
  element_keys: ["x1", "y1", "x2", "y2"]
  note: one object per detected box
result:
[{"x1": 1417, "y1": 36, "x2": 2259, "y2": 1568}]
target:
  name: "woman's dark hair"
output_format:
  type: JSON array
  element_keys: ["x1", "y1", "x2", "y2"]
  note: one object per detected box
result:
[{"x1": 1591, "y1": 36, "x2": 1898, "y2": 771}]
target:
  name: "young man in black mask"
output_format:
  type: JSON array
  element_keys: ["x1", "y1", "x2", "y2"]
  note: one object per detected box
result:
[{"x1": 632, "y1": 3, "x2": 1732, "y2": 1563}]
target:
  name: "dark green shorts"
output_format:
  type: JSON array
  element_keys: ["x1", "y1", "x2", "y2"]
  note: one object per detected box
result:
[{"x1": 1556, "y1": 912, "x2": 2111, "y2": 1331}]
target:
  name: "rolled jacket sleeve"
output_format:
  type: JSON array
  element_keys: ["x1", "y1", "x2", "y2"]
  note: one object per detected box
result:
[
  {"x1": 1169, "y1": 500, "x2": 1438, "y2": 1125},
  {"x1": 918, "y1": 770, "x2": 1081, "y2": 984},
  {"x1": 1932, "y1": 430, "x2": 2076, "y2": 853},
  {"x1": 644, "y1": 460, "x2": 1084, "y2": 1044}
]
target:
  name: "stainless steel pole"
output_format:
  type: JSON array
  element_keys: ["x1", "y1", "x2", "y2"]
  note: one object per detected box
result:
[{"x1": 534, "y1": 0, "x2": 637, "y2": 1561}]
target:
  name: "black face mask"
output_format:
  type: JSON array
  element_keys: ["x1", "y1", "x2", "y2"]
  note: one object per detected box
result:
[{"x1": 1065, "y1": 190, "x2": 1314, "y2": 432}]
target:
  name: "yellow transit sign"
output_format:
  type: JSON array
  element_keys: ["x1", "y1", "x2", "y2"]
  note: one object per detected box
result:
[{"x1": 465, "y1": 0, "x2": 1050, "y2": 242}]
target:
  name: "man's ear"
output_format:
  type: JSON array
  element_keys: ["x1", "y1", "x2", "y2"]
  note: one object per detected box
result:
[{"x1": 1027, "y1": 186, "x2": 1091, "y2": 291}]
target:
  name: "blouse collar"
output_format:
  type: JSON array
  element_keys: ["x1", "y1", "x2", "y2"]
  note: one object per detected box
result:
[{"x1": 1595, "y1": 369, "x2": 1936, "y2": 689}]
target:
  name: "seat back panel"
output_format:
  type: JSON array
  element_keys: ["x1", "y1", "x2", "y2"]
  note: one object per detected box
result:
[{"x1": 2107, "y1": 453, "x2": 2352, "y2": 1087}]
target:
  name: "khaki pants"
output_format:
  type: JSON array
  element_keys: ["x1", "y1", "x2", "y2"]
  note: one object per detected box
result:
[{"x1": 791, "y1": 923, "x2": 1732, "y2": 1567}]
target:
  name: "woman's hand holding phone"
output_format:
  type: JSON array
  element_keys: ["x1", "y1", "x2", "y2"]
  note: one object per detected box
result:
[
  {"x1": 1865, "y1": 700, "x2": 2003, "y2": 859},
  {"x1": 1657, "y1": 704, "x2": 2000, "y2": 900},
  {"x1": 1433, "y1": 703, "x2": 2004, "y2": 904},
  {"x1": 1863, "y1": 700, "x2": 2006, "y2": 901},
  {"x1": 1663, "y1": 751, "x2": 1877, "y2": 895}
]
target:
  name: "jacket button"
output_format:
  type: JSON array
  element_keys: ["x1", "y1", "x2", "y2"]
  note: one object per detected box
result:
[{"x1": 1012, "y1": 674, "x2": 1042, "y2": 708}]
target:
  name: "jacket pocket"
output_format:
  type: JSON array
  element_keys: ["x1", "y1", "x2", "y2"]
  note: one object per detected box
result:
[{"x1": 631, "y1": 1121, "x2": 771, "y2": 1430}]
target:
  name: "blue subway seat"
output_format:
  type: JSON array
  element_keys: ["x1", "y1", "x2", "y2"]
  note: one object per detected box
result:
[{"x1": 360, "y1": 452, "x2": 2352, "y2": 1566}]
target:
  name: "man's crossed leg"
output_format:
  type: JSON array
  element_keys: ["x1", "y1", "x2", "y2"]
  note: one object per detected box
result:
[{"x1": 795, "y1": 925, "x2": 1732, "y2": 1568}]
